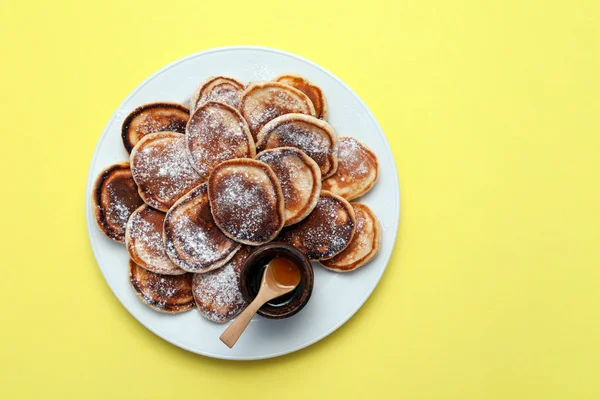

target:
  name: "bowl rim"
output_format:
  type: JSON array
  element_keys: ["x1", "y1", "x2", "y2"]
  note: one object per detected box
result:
[{"x1": 239, "y1": 242, "x2": 314, "y2": 319}]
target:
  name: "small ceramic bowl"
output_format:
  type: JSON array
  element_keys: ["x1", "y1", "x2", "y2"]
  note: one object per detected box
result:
[{"x1": 239, "y1": 242, "x2": 314, "y2": 319}]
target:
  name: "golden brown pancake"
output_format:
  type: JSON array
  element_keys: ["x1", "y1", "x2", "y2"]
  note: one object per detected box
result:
[
  {"x1": 274, "y1": 74, "x2": 328, "y2": 119},
  {"x1": 121, "y1": 102, "x2": 189, "y2": 153},
  {"x1": 130, "y1": 132, "x2": 202, "y2": 212},
  {"x1": 321, "y1": 204, "x2": 382, "y2": 272},
  {"x1": 322, "y1": 137, "x2": 379, "y2": 200},
  {"x1": 255, "y1": 147, "x2": 321, "y2": 226},
  {"x1": 190, "y1": 76, "x2": 245, "y2": 111},
  {"x1": 125, "y1": 205, "x2": 185, "y2": 275},
  {"x1": 164, "y1": 183, "x2": 242, "y2": 273},
  {"x1": 93, "y1": 162, "x2": 145, "y2": 242},
  {"x1": 192, "y1": 246, "x2": 252, "y2": 323},
  {"x1": 186, "y1": 101, "x2": 255, "y2": 179},
  {"x1": 128, "y1": 259, "x2": 195, "y2": 313},
  {"x1": 239, "y1": 82, "x2": 316, "y2": 141},
  {"x1": 278, "y1": 191, "x2": 356, "y2": 260},
  {"x1": 208, "y1": 158, "x2": 285, "y2": 245},
  {"x1": 256, "y1": 113, "x2": 339, "y2": 179}
]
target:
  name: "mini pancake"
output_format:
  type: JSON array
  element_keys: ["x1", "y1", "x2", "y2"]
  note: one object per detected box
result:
[
  {"x1": 164, "y1": 183, "x2": 242, "y2": 273},
  {"x1": 93, "y1": 162, "x2": 145, "y2": 242},
  {"x1": 321, "y1": 204, "x2": 382, "y2": 272},
  {"x1": 256, "y1": 147, "x2": 321, "y2": 226},
  {"x1": 239, "y1": 81, "x2": 316, "y2": 141},
  {"x1": 121, "y1": 102, "x2": 189, "y2": 153},
  {"x1": 208, "y1": 158, "x2": 285, "y2": 246},
  {"x1": 278, "y1": 191, "x2": 356, "y2": 260},
  {"x1": 322, "y1": 137, "x2": 379, "y2": 200},
  {"x1": 130, "y1": 131, "x2": 202, "y2": 212},
  {"x1": 125, "y1": 205, "x2": 185, "y2": 275},
  {"x1": 274, "y1": 74, "x2": 328, "y2": 119},
  {"x1": 256, "y1": 113, "x2": 339, "y2": 179},
  {"x1": 128, "y1": 259, "x2": 194, "y2": 313},
  {"x1": 190, "y1": 76, "x2": 245, "y2": 111},
  {"x1": 186, "y1": 101, "x2": 255, "y2": 179},
  {"x1": 192, "y1": 246, "x2": 252, "y2": 323}
]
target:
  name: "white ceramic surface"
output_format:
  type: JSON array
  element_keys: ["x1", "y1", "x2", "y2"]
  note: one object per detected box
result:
[{"x1": 86, "y1": 46, "x2": 400, "y2": 360}]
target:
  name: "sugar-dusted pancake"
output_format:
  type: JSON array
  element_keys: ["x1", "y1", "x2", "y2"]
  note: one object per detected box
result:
[
  {"x1": 274, "y1": 74, "x2": 328, "y2": 119},
  {"x1": 186, "y1": 101, "x2": 255, "y2": 179},
  {"x1": 93, "y1": 162, "x2": 145, "y2": 242},
  {"x1": 128, "y1": 259, "x2": 194, "y2": 313},
  {"x1": 255, "y1": 113, "x2": 339, "y2": 179},
  {"x1": 239, "y1": 82, "x2": 316, "y2": 141},
  {"x1": 192, "y1": 246, "x2": 252, "y2": 323},
  {"x1": 322, "y1": 137, "x2": 379, "y2": 200},
  {"x1": 130, "y1": 132, "x2": 202, "y2": 212},
  {"x1": 208, "y1": 159, "x2": 285, "y2": 245},
  {"x1": 164, "y1": 183, "x2": 242, "y2": 273},
  {"x1": 256, "y1": 147, "x2": 321, "y2": 226},
  {"x1": 190, "y1": 76, "x2": 245, "y2": 111},
  {"x1": 125, "y1": 205, "x2": 185, "y2": 275},
  {"x1": 121, "y1": 102, "x2": 189, "y2": 153},
  {"x1": 278, "y1": 191, "x2": 356, "y2": 260},
  {"x1": 321, "y1": 204, "x2": 381, "y2": 272}
]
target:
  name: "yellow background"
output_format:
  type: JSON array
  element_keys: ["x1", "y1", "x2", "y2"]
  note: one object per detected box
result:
[{"x1": 1, "y1": 0, "x2": 599, "y2": 399}]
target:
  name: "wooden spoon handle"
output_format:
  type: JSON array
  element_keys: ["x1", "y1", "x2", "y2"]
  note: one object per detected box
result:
[{"x1": 220, "y1": 293, "x2": 268, "y2": 348}]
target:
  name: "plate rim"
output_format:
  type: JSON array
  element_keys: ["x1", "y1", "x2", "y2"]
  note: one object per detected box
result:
[{"x1": 85, "y1": 45, "x2": 400, "y2": 360}]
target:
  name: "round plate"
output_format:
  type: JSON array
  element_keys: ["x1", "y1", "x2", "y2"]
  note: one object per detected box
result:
[{"x1": 86, "y1": 46, "x2": 400, "y2": 360}]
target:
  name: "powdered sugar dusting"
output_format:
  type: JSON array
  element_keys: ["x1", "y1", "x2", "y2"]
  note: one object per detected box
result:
[
  {"x1": 259, "y1": 120, "x2": 335, "y2": 176},
  {"x1": 279, "y1": 194, "x2": 354, "y2": 260},
  {"x1": 304, "y1": 198, "x2": 352, "y2": 254},
  {"x1": 198, "y1": 82, "x2": 243, "y2": 109},
  {"x1": 337, "y1": 138, "x2": 371, "y2": 181},
  {"x1": 257, "y1": 149, "x2": 316, "y2": 223},
  {"x1": 167, "y1": 215, "x2": 229, "y2": 266},
  {"x1": 108, "y1": 188, "x2": 134, "y2": 226},
  {"x1": 241, "y1": 84, "x2": 312, "y2": 138},
  {"x1": 323, "y1": 205, "x2": 380, "y2": 270},
  {"x1": 192, "y1": 247, "x2": 250, "y2": 323},
  {"x1": 322, "y1": 137, "x2": 377, "y2": 199},
  {"x1": 138, "y1": 112, "x2": 186, "y2": 134},
  {"x1": 130, "y1": 262, "x2": 194, "y2": 312},
  {"x1": 129, "y1": 213, "x2": 163, "y2": 253},
  {"x1": 127, "y1": 207, "x2": 182, "y2": 274},
  {"x1": 131, "y1": 134, "x2": 201, "y2": 210},
  {"x1": 97, "y1": 166, "x2": 144, "y2": 241},
  {"x1": 187, "y1": 104, "x2": 252, "y2": 178},
  {"x1": 165, "y1": 184, "x2": 239, "y2": 271},
  {"x1": 210, "y1": 166, "x2": 281, "y2": 243}
]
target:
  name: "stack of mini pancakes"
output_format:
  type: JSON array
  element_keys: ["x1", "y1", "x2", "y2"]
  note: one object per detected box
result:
[{"x1": 93, "y1": 75, "x2": 382, "y2": 323}]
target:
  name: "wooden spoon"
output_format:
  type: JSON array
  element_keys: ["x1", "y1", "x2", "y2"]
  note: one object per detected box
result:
[{"x1": 220, "y1": 257, "x2": 301, "y2": 348}]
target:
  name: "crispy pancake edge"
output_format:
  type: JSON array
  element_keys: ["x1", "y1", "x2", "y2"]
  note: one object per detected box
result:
[
  {"x1": 121, "y1": 102, "x2": 190, "y2": 154},
  {"x1": 274, "y1": 73, "x2": 328, "y2": 119},
  {"x1": 322, "y1": 136, "x2": 380, "y2": 201},
  {"x1": 92, "y1": 162, "x2": 139, "y2": 243},
  {"x1": 128, "y1": 259, "x2": 195, "y2": 313},
  {"x1": 320, "y1": 203, "x2": 382, "y2": 272},
  {"x1": 125, "y1": 204, "x2": 186, "y2": 275}
]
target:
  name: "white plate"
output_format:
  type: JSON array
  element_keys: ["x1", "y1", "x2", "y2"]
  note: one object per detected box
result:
[{"x1": 86, "y1": 46, "x2": 400, "y2": 360}]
